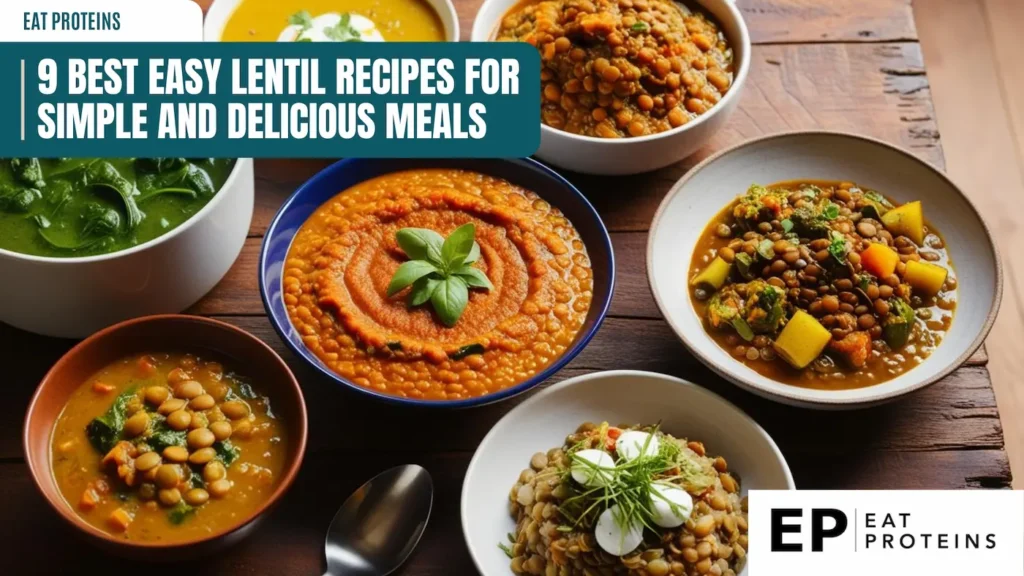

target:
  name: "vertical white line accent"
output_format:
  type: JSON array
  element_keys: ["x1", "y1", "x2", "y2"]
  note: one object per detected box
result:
[{"x1": 20, "y1": 60, "x2": 25, "y2": 141}]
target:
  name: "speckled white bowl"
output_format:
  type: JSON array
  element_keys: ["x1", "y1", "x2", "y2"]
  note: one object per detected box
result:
[
  {"x1": 461, "y1": 370, "x2": 794, "y2": 576},
  {"x1": 647, "y1": 131, "x2": 1003, "y2": 409}
]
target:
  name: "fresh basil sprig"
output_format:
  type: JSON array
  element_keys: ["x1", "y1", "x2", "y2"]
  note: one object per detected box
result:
[{"x1": 386, "y1": 223, "x2": 493, "y2": 327}]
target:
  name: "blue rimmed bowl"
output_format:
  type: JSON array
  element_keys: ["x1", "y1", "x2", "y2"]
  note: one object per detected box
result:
[{"x1": 259, "y1": 158, "x2": 615, "y2": 408}]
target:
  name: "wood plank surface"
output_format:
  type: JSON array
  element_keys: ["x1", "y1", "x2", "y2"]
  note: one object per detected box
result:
[
  {"x1": 914, "y1": 0, "x2": 1024, "y2": 488},
  {"x1": 1, "y1": 1, "x2": 1011, "y2": 574}
]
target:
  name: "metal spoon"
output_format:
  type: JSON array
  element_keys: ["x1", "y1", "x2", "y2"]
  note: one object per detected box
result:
[{"x1": 324, "y1": 464, "x2": 434, "y2": 576}]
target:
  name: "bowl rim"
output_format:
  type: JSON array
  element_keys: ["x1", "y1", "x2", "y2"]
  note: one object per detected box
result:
[
  {"x1": 470, "y1": 0, "x2": 751, "y2": 145},
  {"x1": 21, "y1": 313, "x2": 309, "y2": 549},
  {"x1": 459, "y1": 368, "x2": 795, "y2": 575},
  {"x1": 202, "y1": 0, "x2": 462, "y2": 42},
  {"x1": 0, "y1": 158, "x2": 251, "y2": 265},
  {"x1": 646, "y1": 129, "x2": 1005, "y2": 407},
  {"x1": 258, "y1": 157, "x2": 616, "y2": 408}
]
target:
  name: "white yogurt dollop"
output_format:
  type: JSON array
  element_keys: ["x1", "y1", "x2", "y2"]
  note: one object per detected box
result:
[{"x1": 278, "y1": 13, "x2": 384, "y2": 43}]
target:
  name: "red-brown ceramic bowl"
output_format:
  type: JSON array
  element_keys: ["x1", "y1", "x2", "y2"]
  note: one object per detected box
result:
[{"x1": 23, "y1": 314, "x2": 308, "y2": 556}]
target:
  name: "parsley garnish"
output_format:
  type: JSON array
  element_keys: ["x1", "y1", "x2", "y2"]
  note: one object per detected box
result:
[{"x1": 828, "y1": 231, "x2": 849, "y2": 264}]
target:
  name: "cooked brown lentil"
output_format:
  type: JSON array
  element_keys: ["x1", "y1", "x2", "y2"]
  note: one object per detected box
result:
[{"x1": 497, "y1": 0, "x2": 734, "y2": 137}]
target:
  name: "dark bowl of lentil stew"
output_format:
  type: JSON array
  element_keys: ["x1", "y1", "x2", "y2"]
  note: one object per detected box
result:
[
  {"x1": 472, "y1": 0, "x2": 751, "y2": 175},
  {"x1": 648, "y1": 131, "x2": 1002, "y2": 408}
]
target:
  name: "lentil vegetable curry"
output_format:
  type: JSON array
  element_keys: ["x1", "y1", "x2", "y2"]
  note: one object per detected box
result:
[
  {"x1": 689, "y1": 181, "x2": 957, "y2": 390},
  {"x1": 285, "y1": 169, "x2": 593, "y2": 401},
  {"x1": 497, "y1": 0, "x2": 734, "y2": 138},
  {"x1": 51, "y1": 353, "x2": 286, "y2": 543}
]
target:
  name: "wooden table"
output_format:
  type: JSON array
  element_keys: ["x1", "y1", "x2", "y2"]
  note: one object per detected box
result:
[{"x1": 2, "y1": 0, "x2": 1011, "y2": 573}]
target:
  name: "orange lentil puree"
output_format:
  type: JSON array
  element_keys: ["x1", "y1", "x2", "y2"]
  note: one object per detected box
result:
[
  {"x1": 497, "y1": 0, "x2": 734, "y2": 137},
  {"x1": 284, "y1": 169, "x2": 593, "y2": 401}
]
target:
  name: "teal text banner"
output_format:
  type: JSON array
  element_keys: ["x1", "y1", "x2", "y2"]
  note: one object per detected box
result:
[{"x1": 0, "y1": 42, "x2": 540, "y2": 158}]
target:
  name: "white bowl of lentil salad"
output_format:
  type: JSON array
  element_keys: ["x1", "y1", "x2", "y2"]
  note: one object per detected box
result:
[
  {"x1": 472, "y1": 0, "x2": 750, "y2": 175},
  {"x1": 461, "y1": 370, "x2": 793, "y2": 576},
  {"x1": 647, "y1": 131, "x2": 1003, "y2": 409}
]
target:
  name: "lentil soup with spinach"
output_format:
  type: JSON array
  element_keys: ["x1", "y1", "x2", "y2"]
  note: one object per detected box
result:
[
  {"x1": 284, "y1": 169, "x2": 593, "y2": 401},
  {"x1": 0, "y1": 158, "x2": 235, "y2": 258},
  {"x1": 689, "y1": 181, "x2": 957, "y2": 390},
  {"x1": 51, "y1": 352, "x2": 286, "y2": 543},
  {"x1": 497, "y1": 0, "x2": 734, "y2": 138}
]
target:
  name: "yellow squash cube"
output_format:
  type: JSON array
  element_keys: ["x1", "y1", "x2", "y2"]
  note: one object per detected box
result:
[
  {"x1": 881, "y1": 201, "x2": 924, "y2": 245},
  {"x1": 773, "y1": 310, "x2": 831, "y2": 369},
  {"x1": 691, "y1": 256, "x2": 732, "y2": 290},
  {"x1": 904, "y1": 260, "x2": 948, "y2": 296}
]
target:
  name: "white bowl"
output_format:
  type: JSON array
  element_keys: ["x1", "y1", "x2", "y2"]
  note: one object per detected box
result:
[
  {"x1": 647, "y1": 131, "x2": 1003, "y2": 409},
  {"x1": 471, "y1": 0, "x2": 750, "y2": 175},
  {"x1": 0, "y1": 159, "x2": 254, "y2": 338},
  {"x1": 461, "y1": 369, "x2": 794, "y2": 576},
  {"x1": 203, "y1": 0, "x2": 461, "y2": 42}
]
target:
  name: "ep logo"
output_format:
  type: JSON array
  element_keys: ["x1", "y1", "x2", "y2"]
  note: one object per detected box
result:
[{"x1": 771, "y1": 508, "x2": 848, "y2": 552}]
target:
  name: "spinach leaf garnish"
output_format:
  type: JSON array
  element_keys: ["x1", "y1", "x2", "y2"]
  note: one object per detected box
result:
[
  {"x1": 147, "y1": 422, "x2": 187, "y2": 453},
  {"x1": 85, "y1": 387, "x2": 136, "y2": 453},
  {"x1": 214, "y1": 440, "x2": 241, "y2": 467},
  {"x1": 82, "y1": 160, "x2": 144, "y2": 228},
  {"x1": 136, "y1": 159, "x2": 216, "y2": 201},
  {"x1": 0, "y1": 184, "x2": 41, "y2": 212},
  {"x1": 10, "y1": 158, "x2": 45, "y2": 188},
  {"x1": 167, "y1": 501, "x2": 196, "y2": 525}
]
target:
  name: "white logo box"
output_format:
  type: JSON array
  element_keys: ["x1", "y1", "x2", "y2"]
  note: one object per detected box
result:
[{"x1": 748, "y1": 490, "x2": 1024, "y2": 575}]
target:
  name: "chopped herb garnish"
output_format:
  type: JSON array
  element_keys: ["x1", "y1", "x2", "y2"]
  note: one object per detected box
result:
[
  {"x1": 828, "y1": 231, "x2": 849, "y2": 264},
  {"x1": 631, "y1": 22, "x2": 648, "y2": 32}
]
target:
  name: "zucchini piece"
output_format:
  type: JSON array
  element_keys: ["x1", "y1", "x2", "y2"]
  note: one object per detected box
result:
[{"x1": 882, "y1": 297, "x2": 916, "y2": 348}]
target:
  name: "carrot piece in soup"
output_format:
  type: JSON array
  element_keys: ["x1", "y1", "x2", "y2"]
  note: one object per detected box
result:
[
  {"x1": 860, "y1": 243, "x2": 900, "y2": 279},
  {"x1": 79, "y1": 488, "x2": 100, "y2": 511},
  {"x1": 108, "y1": 508, "x2": 133, "y2": 532},
  {"x1": 92, "y1": 381, "x2": 115, "y2": 394}
]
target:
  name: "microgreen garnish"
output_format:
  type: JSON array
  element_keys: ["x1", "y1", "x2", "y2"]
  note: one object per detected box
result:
[
  {"x1": 631, "y1": 22, "x2": 648, "y2": 32},
  {"x1": 559, "y1": 424, "x2": 694, "y2": 541},
  {"x1": 386, "y1": 224, "x2": 492, "y2": 327}
]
